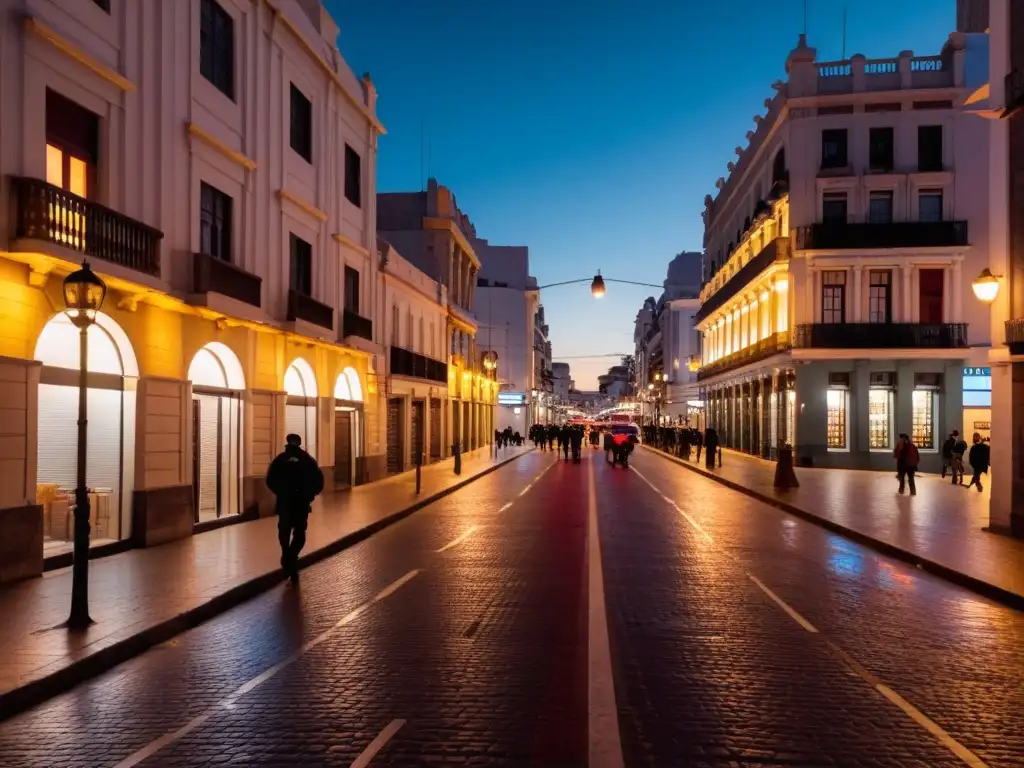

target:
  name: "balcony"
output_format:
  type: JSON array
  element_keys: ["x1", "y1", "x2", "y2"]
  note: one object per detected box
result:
[
  {"x1": 793, "y1": 323, "x2": 968, "y2": 349},
  {"x1": 390, "y1": 346, "x2": 448, "y2": 383},
  {"x1": 695, "y1": 237, "x2": 790, "y2": 324},
  {"x1": 342, "y1": 309, "x2": 373, "y2": 342},
  {"x1": 795, "y1": 221, "x2": 968, "y2": 250},
  {"x1": 1006, "y1": 319, "x2": 1024, "y2": 356},
  {"x1": 697, "y1": 331, "x2": 791, "y2": 380},
  {"x1": 11, "y1": 176, "x2": 162, "y2": 276},
  {"x1": 192, "y1": 252, "x2": 262, "y2": 308},
  {"x1": 287, "y1": 289, "x2": 333, "y2": 331}
]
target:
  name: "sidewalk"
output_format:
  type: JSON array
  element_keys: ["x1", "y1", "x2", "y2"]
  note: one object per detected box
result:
[
  {"x1": 642, "y1": 444, "x2": 1024, "y2": 609},
  {"x1": 0, "y1": 445, "x2": 533, "y2": 719}
]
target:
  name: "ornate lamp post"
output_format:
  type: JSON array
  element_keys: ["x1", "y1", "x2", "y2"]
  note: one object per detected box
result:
[{"x1": 63, "y1": 261, "x2": 107, "y2": 629}]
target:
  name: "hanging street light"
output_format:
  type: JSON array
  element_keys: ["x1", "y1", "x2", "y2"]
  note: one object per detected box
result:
[
  {"x1": 590, "y1": 272, "x2": 606, "y2": 298},
  {"x1": 62, "y1": 261, "x2": 107, "y2": 630},
  {"x1": 971, "y1": 268, "x2": 1001, "y2": 304}
]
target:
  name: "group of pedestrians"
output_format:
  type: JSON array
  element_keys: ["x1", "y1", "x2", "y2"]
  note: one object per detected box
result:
[
  {"x1": 494, "y1": 426, "x2": 523, "y2": 449},
  {"x1": 529, "y1": 423, "x2": 587, "y2": 462},
  {"x1": 892, "y1": 430, "x2": 990, "y2": 496},
  {"x1": 644, "y1": 424, "x2": 720, "y2": 470},
  {"x1": 940, "y1": 429, "x2": 991, "y2": 492}
]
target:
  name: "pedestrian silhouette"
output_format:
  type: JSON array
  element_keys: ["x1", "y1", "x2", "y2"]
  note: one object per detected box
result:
[{"x1": 266, "y1": 433, "x2": 324, "y2": 583}]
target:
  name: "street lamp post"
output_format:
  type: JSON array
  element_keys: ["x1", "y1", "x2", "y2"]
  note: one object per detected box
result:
[{"x1": 63, "y1": 262, "x2": 107, "y2": 630}]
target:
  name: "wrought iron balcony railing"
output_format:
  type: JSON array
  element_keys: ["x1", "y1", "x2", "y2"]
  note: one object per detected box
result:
[
  {"x1": 795, "y1": 221, "x2": 968, "y2": 250},
  {"x1": 697, "y1": 331, "x2": 791, "y2": 380},
  {"x1": 793, "y1": 322, "x2": 968, "y2": 349},
  {"x1": 11, "y1": 176, "x2": 162, "y2": 276},
  {"x1": 342, "y1": 309, "x2": 373, "y2": 341},
  {"x1": 287, "y1": 289, "x2": 334, "y2": 330},
  {"x1": 390, "y1": 346, "x2": 448, "y2": 383},
  {"x1": 192, "y1": 252, "x2": 262, "y2": 308}
]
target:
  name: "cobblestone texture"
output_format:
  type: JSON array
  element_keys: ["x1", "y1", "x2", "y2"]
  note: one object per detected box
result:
[{"x1": 0, "y1": 448, "x2": 1020, "y2": 767}]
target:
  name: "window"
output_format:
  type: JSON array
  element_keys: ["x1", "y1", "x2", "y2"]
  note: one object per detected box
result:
[
  {"x1": 919, "y1": 190, "x2": 943, "y2": 222},
  {"x1": 918, "y1": 125, "x2": 943, "y2": 171},
  {"x1": 826, "y1": 389, "x2": 848, "y2": 450},
  {"x1": 821, "y1": 129, "x2": 848, "y2": 169},
  {"x1": 392, "y1": 305, "x2": 400, "y2": 346},
  {"x1": 407, "y1": 311, "x2": 414, "y2": 351},
  {"x1": 868, "y1": 191, "x2": 894, "y2": 224},
  {"x1": 822, "y1": 192, "x2": 848, "y2": 224},
  {"x1": 46, "y1": 90, "x2": 98, "y2": 198},
  {"x1": 868, "y1": 388, "x2": 893, "y2": 449},
  {"x1": 289, "y1": 234, "x2": 312, "y2": 296},
  {"x1": 772, "y1": 147, "x2": 787, "y2": 182},
  {"x1": 200, "y1": 0, "x2": 234, "y2": 99},
  {"x1": 822, "y1": 270, "x2": 847, "y2": 324},
  {"x1": 912, "y1": 390, "x2": 935, "y2": 449},
  {"x1": 919, "y1": 269, "x2": 944, "y2": 324},
  {"x1": 868, "y1": 270, "x2": 892, "y2": 323},
  {"x1": 869, "y1": 127, "x2": 894, "y2": 170},
  {"x1": 344, "y1": 266, "x2": 360, "y2": 313},
  {"x1": 200, "y1": 183, "x2": 232, "y2": 261},
  {"x1": 418, "y1": 318, "x2": 425, "y2": 355},
  {"x1": 344, "y1": 145, "x2": 362, "y2": 207},
  {"x1": 290, "y1": 84, "x2": 313, "y2": 162}
]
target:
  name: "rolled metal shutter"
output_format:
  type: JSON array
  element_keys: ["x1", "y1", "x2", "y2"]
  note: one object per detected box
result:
[
  {"x1": 195, "y1": 394, "x2": 220, "y2": 520},
  {"x1": 285, "y1": 403, "x2": 316, "y2": 459}
]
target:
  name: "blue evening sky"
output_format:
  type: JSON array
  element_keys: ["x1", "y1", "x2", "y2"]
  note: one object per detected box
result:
[{"x1": 329, "y1": 0, "x2": 956, "y2": 389}]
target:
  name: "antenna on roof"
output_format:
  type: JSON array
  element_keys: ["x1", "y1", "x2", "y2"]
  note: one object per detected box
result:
[{"x1": 842, "y1": 6, "x2": 847, "y2": 60}]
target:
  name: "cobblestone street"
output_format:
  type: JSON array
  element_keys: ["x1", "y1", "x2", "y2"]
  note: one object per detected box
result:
[{"x1": 0, "y1": 448, "x2": 1021, "y2": 766}]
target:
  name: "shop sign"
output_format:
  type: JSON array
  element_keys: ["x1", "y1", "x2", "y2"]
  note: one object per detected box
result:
[
  {"x1": 498, "y1": 391, "x2": 525, "y2": 406},
  {"x1": 974, "y1": 421, "x2": 991, "y2": 430},
  {"x1": 963, "y1": 367, "x2": 990, "y2": 377}
]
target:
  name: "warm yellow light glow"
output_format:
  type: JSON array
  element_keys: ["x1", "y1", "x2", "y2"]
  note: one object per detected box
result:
[
  {"x1": 69, "y1": 157, "x2": 87, "y2": 197},
  {"x1": 760, "y1": 290, "x2": 770, "y2": 302},
  {"x1": 775, "y1": 278, "x2": 789, "y2": 292},
  {"x1": 46, "y1": 145, "x2": 62, "y2": 186},
  {"x1": 971, "y1": 269, "x2": 1000, "y2": 304}
]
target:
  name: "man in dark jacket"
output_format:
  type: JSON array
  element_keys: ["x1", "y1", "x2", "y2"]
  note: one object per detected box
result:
[
  {"x1": 570, "y1": 426, "x2": 584, "y2": 462},
  {"x1": 967, "y1": 433, "x2": 990, "y2": 492},
  {"x1": 266, "y1": 434, "x2": 325, "y2": 583}
]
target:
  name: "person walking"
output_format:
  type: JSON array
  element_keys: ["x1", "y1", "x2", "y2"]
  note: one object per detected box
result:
[
  {"x1": 561, "y1": 425, "x2": 572, "y2": 461},
  {"x1": 570, "y1": 425, "x2": 584, "y2": 462},
  {"x1": 693, "y1": 428, "x2": 704, "y2": 463},
  {"x1": 266, "y1": 433, "x2": 325, "y2": 583},
  {"x1": 967, "y1": 433, "x2": 990, "y2": 492},
  {"x1": 893, "y1": 433, "x2": 919, "y2": 496},
  {"x1": 952, "y1": 431, "x2": 968, "y2": 485},
  {"x1": 704, "y1": 427, "x2": 718, "y2": 469},
  {"x1": 941, "y1": 431, "x2": 956, "y2": 479}
]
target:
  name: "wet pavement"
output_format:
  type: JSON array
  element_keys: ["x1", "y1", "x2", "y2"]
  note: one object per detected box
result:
[{"x1": 0, "y1": 447, "x2": 1021, "y2": 767}]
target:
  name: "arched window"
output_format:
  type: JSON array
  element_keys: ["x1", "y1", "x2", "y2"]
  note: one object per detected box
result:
[
  {"x1": 772, "y1": 147, "x2": 787, "y2": 183},
  {"x1": 284, "y1": 358, "x2": 318, "y2": 458}
]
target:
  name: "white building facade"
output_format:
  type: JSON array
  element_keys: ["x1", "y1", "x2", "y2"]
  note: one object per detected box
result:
[
  {"x1": 0, "y1": 0, "x2": 386, "y2": 581},
  {"x1": 377, "y1": 239, "x2": 452, "y2": 474},
  {"x1": 697, "y1": 31, "x2": 992, "y2": 471}
]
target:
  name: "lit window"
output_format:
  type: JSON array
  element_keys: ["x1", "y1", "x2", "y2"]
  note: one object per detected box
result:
[
  {"x1": 868, "y1": 389, "x2": 892, "y2": 449},
  {"x1": 912, "y1": 390, "x2": 935, "y2": 449},
  {"x1": 826, "y1": 389, "x2": 847, "y2": 450}
]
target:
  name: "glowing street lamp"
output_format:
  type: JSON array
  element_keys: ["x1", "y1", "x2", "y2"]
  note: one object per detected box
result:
[
  {"x1": 972, "y1": 268, "x2": 1001, "y2": 304},
  {"x1": 63, "y1": 261, "x2": 107, "y2": 629},
  {"x1": 590, "y1": 272, "x2": 606, "y2": 298}
]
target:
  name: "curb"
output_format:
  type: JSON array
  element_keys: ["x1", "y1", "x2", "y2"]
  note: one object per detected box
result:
[
  {"x1": 0, "y1": 448, "x2": 534, "y2": 721},
  {"x1": 640, "y1": 444, "x2": 1024, "y2": 613}
]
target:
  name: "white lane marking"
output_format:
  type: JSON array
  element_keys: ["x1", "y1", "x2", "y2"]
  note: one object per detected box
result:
[
  {"x1": 747, "y1": 574, "x2": 819, "y2": 634},
  {"x1": 587, "y1": 458, "x2": 625, "y2": 768},
  {"x1": 111, "y1": 570, "x2": 421, "y2": 768},
  {"x1": 498, "y1": 460, "x2": 555, "y2": 514},
  {"x1": 875, "y1": 685, "x2": 989, "y2": 768},
  {"x1": 519, "y1": 483, "x2": 533, "y2": 496},
  {"x1": 350, "y1": 718, "x2": 407, "y2": 768},
  {"x1": 498, "y1": 502, "x2": 513, "y2": 513},
  {"x1": 435, "y1": 525, "x2": 479, "y2": 554},
  {"x1": 632, "y1": 460, "x2": 989, "y2": 768},
  {"x1": 631, "y1": 468, "x2": 713, "y2": 544}
]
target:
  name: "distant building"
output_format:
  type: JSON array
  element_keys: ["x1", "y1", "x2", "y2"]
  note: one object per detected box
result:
[{"x1": 551, "y1": 362, "x2": 573, "y2": 402}]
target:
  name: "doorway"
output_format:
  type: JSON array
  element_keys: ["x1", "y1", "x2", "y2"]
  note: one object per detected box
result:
[
  {"x1": 334, "y1": 409, "x2": 353, "y2": 488},
  {"x1": 430, "y1": 398, "x2": 442, "y2": 461},
  {"x1": 919, "y1": 269, "x2": 944, "y2": 324},
  {"x1": 387, "y1": 398, "x2": 403, "y2": 474},
  {"x1": 411, "y1": 400, "x2": 425, "y2": 467}
]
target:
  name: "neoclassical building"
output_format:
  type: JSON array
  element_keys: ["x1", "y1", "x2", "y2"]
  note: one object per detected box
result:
[
  {"x1": 697, "y1": 30, "x2": 994, "y2": 472},
  {"x1": 0, "y1": 0, "x2": 384, "y2": 581}
]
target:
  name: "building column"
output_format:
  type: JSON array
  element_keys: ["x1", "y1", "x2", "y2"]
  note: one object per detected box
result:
[
  {"x1": 990, "y1": 361, "x2": 1024, "y2": 536},
  {"x1": 901, "y1": 264, "x2": 914, "y2": 322},
  {"x1": 851, "y1": 265, "x2": 863, "y2": 323},
  {"x1": 951, "y1": 259, "x2": 963, "y2": 322},
  {"x1": 453, "y1": 253, "x2": 462, "y2": 307}
]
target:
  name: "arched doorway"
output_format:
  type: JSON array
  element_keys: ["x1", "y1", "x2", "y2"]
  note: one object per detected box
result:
[
  {"x1": 34, "y1": 311, "x2": 138, "y2": 553},
  {"x1": 333, "y1": 366, "x2": 364, "y2": 488},
  {"x1": 188, "y1": 342, "x2": 245, "y2": 523},
  {"x1": 284, "y1": 358, "x2": 318, "y2": 459}
]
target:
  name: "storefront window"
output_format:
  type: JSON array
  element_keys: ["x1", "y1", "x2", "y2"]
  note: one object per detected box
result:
[
  {"x1": 826, "y1": 389, "x2": 847, "y2": 450},
  {"x1": 912, "y1": 390, "x2": 935, "y2": 449},
  {"x1": 868, "y1": 389, "x2": 892, "y2": 449}
]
